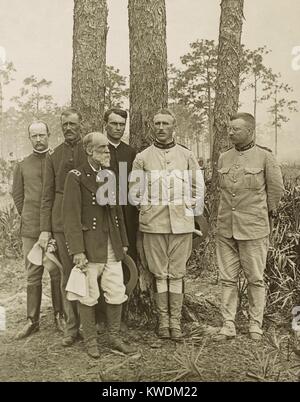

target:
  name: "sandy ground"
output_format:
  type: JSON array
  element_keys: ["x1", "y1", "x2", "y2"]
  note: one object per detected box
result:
[{"x1": 0, "y1": 257, "x2": 299, "y2": 382}]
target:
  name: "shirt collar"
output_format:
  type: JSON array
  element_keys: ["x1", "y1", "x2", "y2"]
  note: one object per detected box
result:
[
  {"x1": 235, "y1": 141, "x2": 255, "y2": 152},
  {"x1": 88, "y1": 162, "x2": 100, "y2": 173},
  {"x1": 64, "y1": 137, "x2": 81, "y2": 147},
  {"x1": 153, "y1": 139, "x2": 176, "y2": 150},
  {"x1": 33, "y1": 148, "x2": 49, "y2": 156},
  {"x1": 108, "y1": 140, "x2": 121, "y2": 148}
]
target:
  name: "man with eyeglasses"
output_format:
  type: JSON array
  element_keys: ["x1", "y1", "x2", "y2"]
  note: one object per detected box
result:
[{"x1": 215, "y1": 112, "x2": 284, "y2": 341}]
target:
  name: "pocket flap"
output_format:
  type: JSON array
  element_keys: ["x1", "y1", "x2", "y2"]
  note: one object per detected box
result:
[
  {"x1": 218, "y1": 167, "x2": 230, "y2": 174},
  {"x1": 140, "y1": 205, "x2": 152, "y2": 215},
  {"x1": 244, "y1": 167, "x2": 263, "y2": 174}
]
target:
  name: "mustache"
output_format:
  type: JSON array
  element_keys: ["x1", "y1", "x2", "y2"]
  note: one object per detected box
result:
[{"x1": 65, "y1": 128, "x2": 76, "y2": 134}]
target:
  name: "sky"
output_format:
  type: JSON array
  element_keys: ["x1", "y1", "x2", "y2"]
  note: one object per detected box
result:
[{"x1": 0, "y1": 0, "x2": 300, "y2": 160}]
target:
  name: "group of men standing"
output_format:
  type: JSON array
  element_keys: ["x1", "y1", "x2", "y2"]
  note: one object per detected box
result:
[
  {"x1": 12, "y1": 107, "x2": 284, "y2": 359},
  {"x1": 13, "y1": 108, "x2": 139, "y2": 358}
]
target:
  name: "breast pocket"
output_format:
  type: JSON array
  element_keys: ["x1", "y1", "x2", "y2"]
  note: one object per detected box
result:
[
  {"x1": 218, "y1": 167, "x2": 231, "y2": 189},
  {"x1": 243, "y1": 167, "x2": 265, "y2": 189}
]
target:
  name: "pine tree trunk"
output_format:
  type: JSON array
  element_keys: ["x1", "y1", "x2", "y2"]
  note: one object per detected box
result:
[
  {"x1": 72, "y1": 0, "x2": 108, "y2": 134},
  {"x1": 206, "y1": 0, "x2": 244, "y2": 271},
  {"x1": 0, "y1": 79, "x2": 3, "y2": 158},
  {"x1": 274, "y1": 87, "x2": 278, "y2": 157},
  {"x1": 211, "y1": 0, "x2": 244, "y2": 216},
  {"x1": 128, "y1": 0, "x2": 168, "y2": 323},
  {"x1": 128, "y1": 0, "x2": 168, "y2": 151}
]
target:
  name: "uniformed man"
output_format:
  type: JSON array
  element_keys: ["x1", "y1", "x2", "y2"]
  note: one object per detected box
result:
[
  {"x1": 39, "y1": 108, "x2": 86, "y2": 347},
  {"x1": 130, "y1": 109, "x2": 205, "y2": 341},
  {"x1": 12, "y1": 121, "x2": 64, "y2": 339},
  {"x1": 62, "y1": 132, "x2": 136, "y2": 358},
  {"x1": 215, "y1": 112, "x2": 284, "y2": 341},
  {"x1": 104, "y1": 108, "x2": 138, "y2": 261}
]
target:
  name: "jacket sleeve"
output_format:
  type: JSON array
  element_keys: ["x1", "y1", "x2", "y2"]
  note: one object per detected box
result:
[
  {"x1": 188, "y1": 152, "x2": 205, "y2": 216},
  {"x1": 265, "y1": 152, "x2": 284, "y2": 212},
  {"x1": 40, "y1": 154, "x2": 55, "y2": 232},
  {"x1": 117, "y1": 206, "x2": 129, "y2": 247},
  {"x1": 62, "y1": 171, "x2": 85, "y2": 256},
  {"x1": 12, "y1": 163, "x2": 24, "y2": 216}
]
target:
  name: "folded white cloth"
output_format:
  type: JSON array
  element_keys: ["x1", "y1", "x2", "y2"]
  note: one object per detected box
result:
[
  {"x1": 27, "y1": 242, "x2": 43, "y2": 266},
  {"x1": 66, "y1": 267, "x2": 87, "y2": 299}
]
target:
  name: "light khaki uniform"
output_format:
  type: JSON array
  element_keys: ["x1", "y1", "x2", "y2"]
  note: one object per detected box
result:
[
  {"x1": 131, "y1": 143, "x2": 205, "y2": 280},
  {"x1": 217, "y1": 144, "x2": 284, "y2": 335}
]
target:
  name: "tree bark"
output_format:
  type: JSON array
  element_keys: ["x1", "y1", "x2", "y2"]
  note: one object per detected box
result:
[
  {"x1": 127, "y1": 0, "x2": 168, "y2": 323},
  {"x1": 274, "y1": 86, "x2": 278, "y2": 157},
  {"x1": 72, "y1": 0, "x2": 108, "y2": 134},
  {"x1": 0, "y1": 79, "x2": 3, "y2": 158},
  {"x1": 211, "y1": 0, "x2": 244, "y2": 216},
  {"x1": 205, "y1": 0, "x2": 244, "y2": 272},
  {"x1": 128, "y1": 0, "x2": 168, "y2": 151}
]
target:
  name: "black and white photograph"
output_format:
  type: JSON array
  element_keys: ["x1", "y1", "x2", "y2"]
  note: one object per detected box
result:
[{"x1": 0, "y1": 0, "x2": 300, "y2": 383}]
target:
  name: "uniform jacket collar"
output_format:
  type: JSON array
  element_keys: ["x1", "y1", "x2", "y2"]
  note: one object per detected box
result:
[
  {"x1": 235, "y1": 141, "x2": 255, "y2": 152},
  {"x1": 81, "y1": 160, "x2": 116, "y2": 196},
  {"x1": 64, "y1": 137, "x2": 82, "y2": 147},
  {"x1": 81, "y1": 160, "x2": 98, "y2": 194}
]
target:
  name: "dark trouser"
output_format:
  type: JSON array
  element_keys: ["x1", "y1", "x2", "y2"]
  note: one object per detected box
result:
[
  {"x1": 22, "y1": 237, "x2": 63, "y2": 322},
  {"x1": 123, "y1": 205, "x2": 138, "y2": 262},
  {"x1": 54, "y1": 232, "x2": 80, "y2": 338}
]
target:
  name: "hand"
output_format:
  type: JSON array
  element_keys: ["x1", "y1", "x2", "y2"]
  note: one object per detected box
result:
[
  {"x1": 123, "y1": 247, "x2": 128, "y2": 254},
  {"x1": 38, "y1": 231, "x2": 52, "y2": 250},
  {"x1": 190, "y1": 199, "x2": 196, "y2": 208},
  {"x1": 73, "y1": 253, "x2": 88, "y2": 271}
]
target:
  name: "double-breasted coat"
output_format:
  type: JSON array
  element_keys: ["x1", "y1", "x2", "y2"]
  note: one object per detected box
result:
[{"x1": 62, "y1": 161, "x2": 128, "y2": 263}]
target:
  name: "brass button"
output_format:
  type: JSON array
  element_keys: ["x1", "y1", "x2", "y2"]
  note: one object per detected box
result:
[
  {"x1": 232, "y1": 194, "x2": 236, "y2": 197},
  {"x1": 232, "y1": 207, "x2": 235, "y2": 211},
  {"x1": 92, "y1": 202, "x2": 96, "y2": 205}
]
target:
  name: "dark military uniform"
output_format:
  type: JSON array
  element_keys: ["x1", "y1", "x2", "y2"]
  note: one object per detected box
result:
[
  {"x1": 12, "y1": 151, "x2": 63, "y2": 328},
  {"x1": 62, "y1": 161, "x2": 131, "y2": 355},
  {"x1": 108, "y1": 141, "x2": 138, "y2": 261},
  {"x1": 62, "y1": 161, "x2": 128, "y2": 263},
  {"x1": 40, "y1": 139, "x2": 86, "y2": 338}
]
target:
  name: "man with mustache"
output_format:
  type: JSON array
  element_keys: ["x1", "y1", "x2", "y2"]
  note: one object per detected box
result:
[
  {"x1": 12, "y1": 121, "x2": 64, "y2": 339},
  {"x1": 131, "y1": 109, "x2": 205, "y2": 341},
  {"x1": 39, "y1": 108, "x2": 86, "y2": 347},
  {"x1": 215, "y1": 112, "x2": 284, "y2": 341},
  {"x1": 62, "y1": 132, "x2": 136, "y2": 358}
]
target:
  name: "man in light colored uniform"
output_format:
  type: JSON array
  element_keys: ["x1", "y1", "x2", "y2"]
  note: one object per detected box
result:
[
  {"x1": 216, "y1": 112, "x2": 284, "y2": 341},
  {"x1": 130, "y1": 109, "x2": 205, "y2": 341}
]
